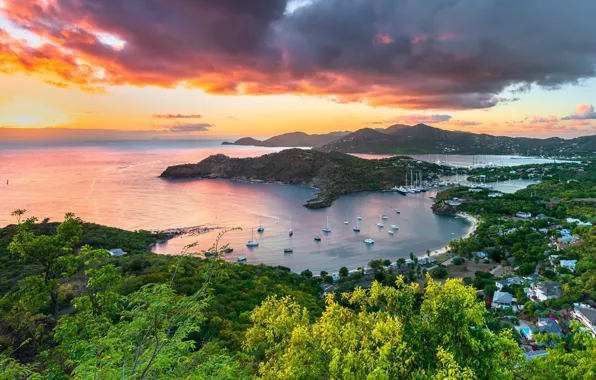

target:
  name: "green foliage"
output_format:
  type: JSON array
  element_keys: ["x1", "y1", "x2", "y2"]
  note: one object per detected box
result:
[
  {"x1": 244, "y1": 277, "x2": 522, "y2": 379},
  {"x1": 431, "y1": 267, "x2": 448, "y2": 279},
  {"x1": 516, "y1": 263, "x2": 536, "y2": 276},
  {"x1": 339, "y1": 266, "x2": 349, "y2": 277}
]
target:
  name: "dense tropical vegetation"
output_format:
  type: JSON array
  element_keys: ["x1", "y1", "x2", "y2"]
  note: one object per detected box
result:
[{"x1": 1, "y1": 158, "x2": 596, "y2": 378}]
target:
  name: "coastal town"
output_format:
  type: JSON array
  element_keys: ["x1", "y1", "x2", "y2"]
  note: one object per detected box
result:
[{"x1": 312, "y1": 158, "x2": 596, "y2": 364}]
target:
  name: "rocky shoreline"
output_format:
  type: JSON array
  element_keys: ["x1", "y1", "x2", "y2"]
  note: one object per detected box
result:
[{"x1": 160, "y1": 149, "x2": 441, "y2": 209}]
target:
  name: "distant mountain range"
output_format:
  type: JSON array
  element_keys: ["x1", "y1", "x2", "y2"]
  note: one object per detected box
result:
[
  {"x1": 223, "y1": 124, "x2": 596, "y2": 156},
  {"x1": 222, "y1": 131, "x2": 349, "y2": 148}
]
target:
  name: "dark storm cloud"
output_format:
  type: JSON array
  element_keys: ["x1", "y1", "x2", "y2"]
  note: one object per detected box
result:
[{"x1": 2, "y1": 0, "x2": 596, "y2": 109}]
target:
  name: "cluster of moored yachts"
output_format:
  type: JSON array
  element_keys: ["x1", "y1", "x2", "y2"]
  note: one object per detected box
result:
[{"x1": 234, "y1": 207, "x2": 402, "y2": 262}]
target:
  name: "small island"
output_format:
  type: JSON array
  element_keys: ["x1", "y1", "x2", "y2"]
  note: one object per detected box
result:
[{"x1": 160, "y1": 149, "x2": 443, "y2": 209}]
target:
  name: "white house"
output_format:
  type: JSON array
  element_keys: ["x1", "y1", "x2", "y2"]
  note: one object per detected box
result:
[
  {"x1": 109, "y1": 248, "x2": 128, "y2": 257},
  {"x1": 571, "y1": 304, "x2": 596, "y2": 337},
  {"x1": 516, "y1": 211, "x2": 532, "y2": 219},
  {"x1": 524, "y1": 350, "x2": 548, "y2": 361},
  {"x1": 533, "y1": 281, "x2": 562, "y2": 301},
  {"x1": 491, "y1": 291, "x2": 516, "y2": 310},
  {"x1": 488, "y1": 192, "x2": 503, "y2": 198}
]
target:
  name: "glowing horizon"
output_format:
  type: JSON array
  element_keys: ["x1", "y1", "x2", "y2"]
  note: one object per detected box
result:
[{"x1": 1, "y1": 1, "x2": 596, "y2": 140}]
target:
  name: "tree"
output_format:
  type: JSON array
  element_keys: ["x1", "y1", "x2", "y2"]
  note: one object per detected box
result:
[
  {"x1": 339, "y1": 266, "x2": 349, "y2": 277},
  {"x1": 368, "y1": 259, "x2": 384, "y2": 273},
  {"x1": 244, "y1": 277, "x2": 522, "y2": 379},
  {"x1": 517, "y1": 263, "x2": 536, "y2": 276},
  {"x1": 324, "y1": 276, "x2": 333, "y2": 285},
  {"x1": 382, "y1": 259, "x2": 392, "y2": 267},
  {"x1": 300, "y1": 269, "x2": 313, "y2": 278},
  {"x1": 431, "y1": 267, "x2": 448, "y2": 279},
  {"x1": 319, "y1": 271, "x2": 328, "y2": 278},
  {"x1": 8, "y1": 210, "x2": 83, "y2": 316},
  {"x1": 396, "y1": 258, "x2": 406, "y2": 266},
  {"x1": 409, "y1": 252, "x2": 415, "y2": 261}
]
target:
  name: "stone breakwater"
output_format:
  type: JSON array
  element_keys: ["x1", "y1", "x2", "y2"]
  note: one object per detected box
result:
[{"x1": 152, "y1": 226, "x2": 217, "y2": 240}]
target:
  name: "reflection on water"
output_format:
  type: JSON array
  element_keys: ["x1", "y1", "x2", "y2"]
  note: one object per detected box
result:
[{"x1": 2, "y1": 143, "x2": 543, "y2": 273}]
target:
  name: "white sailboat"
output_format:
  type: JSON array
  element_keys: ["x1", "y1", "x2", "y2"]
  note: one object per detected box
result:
[
  {"x1": 377, "y1": 215, "x2": 384, "y2": 228},
  {"x1": 257, "y1": 218, "x2": 264, "y2": 233},
  {"x1": 289, "y1": 219, "x2": 293, "y2": 236},
  {"x1": 344, "y1": 211, "x2": 349, "y2": 224},
  {"x1": 381, "y1": 214, "x2": 388, "y2": 220},
  {"x1": 357, "y1": 216, "x2": 362, "y2": 220},
  {"x1": 364, "y1": 237, "x2": 374, "y2": 244},
  {"x1": 246, "y1": 228, "x2": 259, "y2": 247},
  {"x1": 391, "y1": 224, "x2": 399, "y2": 229},
  {"x1": 388, "y1": 230, "x2": 394, "y2": 235},
  {"x1": 353, "y1": 218, "x2": 360, "y2": 232},
  {"x1": 322, "y1": 216, "x2": 331, "y2": 233}
]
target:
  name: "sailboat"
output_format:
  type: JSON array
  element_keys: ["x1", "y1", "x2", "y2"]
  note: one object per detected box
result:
[
  {"x1": 391, "y1": 224, "x2": 399, "y2": 229},
  {"x1": 388, "y1": 230, "x2": 394, "y2": 235},
  {"x1": 377, "y1": 215, "x2": 384, "y2": 228},
  {"x1": 344, "y1": 211, "x2": 349, "y2": 225},
  {"x1": 289, "y1": 220, "x2": 293, "y2": 236},
  {"x1": 353, "y1": 218, "x2": 360, "y2": 232},
  {"x1": 357, "y1": 216, "x2": 362, "y2": 220},
  {"x1": 322, "y1": 216, "x2": 331, "y2": 233},
  {"x1": 246, "y1": 228, "x2": 259, "y2": 247},
  {"x1": 364, "y1": 237, "x2": 374, "y2": 244},
  {"x1": 381, "y1": 214, "x2": 388, "y2": 220},
  {"x1": 257, "y1": 218, "x2": 264, "y2": 233},
  {"x1": 394, "y1": 207, "x2": 401, "y2": 214}
]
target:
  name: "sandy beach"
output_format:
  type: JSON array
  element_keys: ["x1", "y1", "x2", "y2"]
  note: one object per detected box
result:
[{"x1": 421, "y1": 213, "x2": 479, "y2": 258}]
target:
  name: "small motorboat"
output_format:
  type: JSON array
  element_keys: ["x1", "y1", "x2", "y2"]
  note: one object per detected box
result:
[
  {"x1": 284, "y1": 248, "x2": 293, "y2": 253},
  {"x1": 364, "y1": 238, "x2": 374, "y2": 244},
  {"x1": 257, "y1": 225, "x2": 265, "y2": 233},
  {"x1": 314, "y1": 236, "x2": 321, "y2": 241},
  {"x1": 388, "y1": 230, "x2": 394, "y2": 235},
  {"x1": 204, "y1": 251, "x2": 217, "y2": 257},
  {"x1": 237, "y1": 256, "x2": 247, "y2": 262},
  {"x1": 394, "y1": 208, "x2": 401, "y2": 213},
  {"x1": 224, "y1": 248, "x2": 233, "y2": 253}
]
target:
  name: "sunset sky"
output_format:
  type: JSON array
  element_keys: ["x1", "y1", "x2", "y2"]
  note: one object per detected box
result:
[{"x1": 1, "y1": 0, "x2": 596, "y2": 140}]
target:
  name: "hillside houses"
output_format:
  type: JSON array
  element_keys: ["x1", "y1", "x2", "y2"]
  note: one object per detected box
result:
[{"x1": 571, "y1": 304, "x2": 596, "y2": 337}]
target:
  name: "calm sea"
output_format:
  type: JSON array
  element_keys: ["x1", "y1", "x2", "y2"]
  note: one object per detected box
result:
[{"x1": 0, "y1": 140, "x2": 527, "y2": 273}]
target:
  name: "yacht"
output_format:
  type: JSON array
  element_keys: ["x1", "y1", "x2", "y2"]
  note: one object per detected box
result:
[
  {"x1": 284, "y1": 248, "x2": 293, "y2": 253},
  {"x1": 364, "y1": 238, "x2": 375, "y2": 244},
  {"x1": 237, "y1": 257, "x2": 247, "y2": 262},
  {"x1": 391, "y1": 224, "x2": 399, "y2": 230},
  {"x1": 314, "y1": 236, "x2": 321, "y2": 242},
  {"x1": 246, "y1": 229, "x2": 259, "y2": 247},
  {"x1": 353, "y1": 218, "x2": 360, "y2": 232},
  {"x1": 322, "y1": 216, "x2": 331, "y2": 233}
]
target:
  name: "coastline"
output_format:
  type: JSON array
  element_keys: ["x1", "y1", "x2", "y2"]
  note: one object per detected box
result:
[{"x1": 419, "y1": 212, "x2": 478, "y2": 259}]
